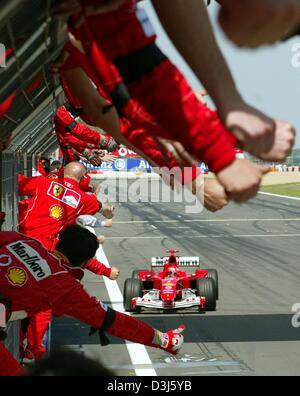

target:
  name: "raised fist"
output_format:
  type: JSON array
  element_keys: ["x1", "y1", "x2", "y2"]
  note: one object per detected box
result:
[
  {"x1": 82, "y1": 149, "x2": 103, "y2": 166},
  {"x1": 154, "y1": 325, "x2": 185, "y2": 355}
]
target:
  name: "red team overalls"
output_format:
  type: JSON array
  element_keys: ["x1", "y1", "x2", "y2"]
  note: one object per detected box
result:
[
  {"x1": 0, "y1": 232, "x2": 167, "y2": 374},
  {"x1": 18, "y1": 174, "x2": 101, "y2": 250},
  {"x1": 17, "y1": 174, "x2": 105, "y2": 359},
  {"x1": 54, "y1": 104, "x2": 117, "y2": 164}
]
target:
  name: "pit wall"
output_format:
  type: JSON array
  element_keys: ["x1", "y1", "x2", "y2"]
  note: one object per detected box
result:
[{"x1": 0, "y1": 151, "x2": 32, "y2": 361}]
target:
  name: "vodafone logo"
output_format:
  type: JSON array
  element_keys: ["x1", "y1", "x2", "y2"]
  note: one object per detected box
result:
[
  {"x1": 118, "y1": 147, "x2": 137, "y2": 157},
  {"x1": 0, "y1": 254, "x2": 12, "y2": 267}
]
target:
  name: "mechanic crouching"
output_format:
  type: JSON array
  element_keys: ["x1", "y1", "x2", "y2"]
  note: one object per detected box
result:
[{"x1": 0, "y1": 225, "x2": 185, "y2": 376}]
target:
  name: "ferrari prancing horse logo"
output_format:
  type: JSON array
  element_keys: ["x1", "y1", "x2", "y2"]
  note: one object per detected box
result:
[{"x1": 53, "y1": 184, "x2": 64, "y2": 197}]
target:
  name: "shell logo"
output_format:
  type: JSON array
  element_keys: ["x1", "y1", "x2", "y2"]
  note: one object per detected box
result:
[
  {"x1": 6, "y1": 267, "x2": 27, "y2": 286},
  {"x1": 49, "y1": 205, "x2": 65, "y2": 220}
]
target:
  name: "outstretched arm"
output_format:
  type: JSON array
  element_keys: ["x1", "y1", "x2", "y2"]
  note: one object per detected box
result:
[
  {"x1": 151, "y1": 0, "x2": 276, "y2": 157},
  {"x1": 152, "y1": 0, "x2": 239, "y2": 114},
  {"x1": 61, "y1": 67, "x2": 158, "y2": 165},
  {"x1": 61, "y1": 67, "x2": 122, "y2": 139},
  {"x1": 52, "y1": 276, "x2": 184, "y2": 355}
]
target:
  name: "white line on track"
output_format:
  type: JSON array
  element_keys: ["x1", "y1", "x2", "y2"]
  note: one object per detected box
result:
[
  {"x1": 106, "y1": 233, "x2": 300, "y2": 240},
  {"x1": 113, "y1": 218, "x2": 300, "y2": 224},
  {"x1": 259, "y1": 192, "x2": 300, "y2": 201},
  {"x1": 108, "y1": 359, "x2": 243, "y2": 370},
  {"x1": 87, "y1": 227, "x2": 157, "y2": 377},
  {"x1": 187, "y1": 369, "x2": 251, "y2": 376},
  {"x1": 168, "y1": 226, "x2": 191, "y2": 229}
]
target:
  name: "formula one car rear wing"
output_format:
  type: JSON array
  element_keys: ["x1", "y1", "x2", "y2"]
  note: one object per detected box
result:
[{"x1": 151, "y1": 257, "x2": 200, "y2": 267}]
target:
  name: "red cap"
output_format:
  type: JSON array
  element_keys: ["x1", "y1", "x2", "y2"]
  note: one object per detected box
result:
[{"x1": 0, "y1": 211, "x2": 6, "y2": 221}]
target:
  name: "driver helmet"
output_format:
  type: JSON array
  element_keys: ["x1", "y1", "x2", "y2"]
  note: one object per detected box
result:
[{"x1": 167, "y1": 266, "x2": 178, "y2": 277}]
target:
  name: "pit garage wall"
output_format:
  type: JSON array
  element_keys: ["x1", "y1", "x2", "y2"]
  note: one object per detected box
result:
[
  {"x1": 0, "y1": 150, "x2": 32, "y2": 359},
  {"x1": 1, "y1": 153, "x2": 26, "y2": 230}
]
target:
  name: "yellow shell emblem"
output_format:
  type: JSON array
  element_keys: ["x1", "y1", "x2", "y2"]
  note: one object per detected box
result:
[
  {"x1": 49, "y1": 205, "x2": 64, "y2": 220},
  {"x1": 6, "y1": 267, "x2": 27, "y2": 286},
  {"x1": 53, "y1": 184, "x2": 64, "y2": 197}
]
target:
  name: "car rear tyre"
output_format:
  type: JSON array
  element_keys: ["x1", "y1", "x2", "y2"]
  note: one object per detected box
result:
[
  {"x1": 206, "y1": 269, "x2": 219, "y2": 300},
  {"x1": 196, "y1": 278, "x2": 216, "y2": 311},
  {"x1": 123, "y1": 278, "x2": 143, "y2": 312}
]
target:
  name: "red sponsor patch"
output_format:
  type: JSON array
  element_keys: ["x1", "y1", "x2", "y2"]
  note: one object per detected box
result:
[
  {"x1": 47, "y1": 181, "x2": 81, "y2": 208},
  {"x1": 62, "y1": 189, "x2": 81, "y2": 208}
]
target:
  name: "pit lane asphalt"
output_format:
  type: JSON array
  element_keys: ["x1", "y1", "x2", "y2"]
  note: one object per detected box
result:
[{"x1": 52, "y1": 180, "x2": 300, "y2": 376}]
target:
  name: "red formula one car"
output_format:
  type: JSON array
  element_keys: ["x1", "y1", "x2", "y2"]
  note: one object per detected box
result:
[{"x1": 123, "y1": 250, "x2": 218, "y2": 313}]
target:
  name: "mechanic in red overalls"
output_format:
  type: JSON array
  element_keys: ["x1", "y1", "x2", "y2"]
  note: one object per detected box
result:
[
  {"x1": 17, "y1": 161, "x2": 115, "y2": 360},
  {"x1": 54, "y1": 104, "x2": 118, "y2": 166},
  {"x1": 36, "y1": 156, "x2": 51, "y2": 176},
  {"x1": 0, "y1": 225, "x2": 185, "y2": 375},
  {"x1": 18, "y1": 169, "x2": 116, "y2": 274},
  {"x1": 18, "y1": 162, "x2": 107, "y2": 250},
  {"x1": 18, "y1": 169, "x2": 114, "y2": 272}
]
